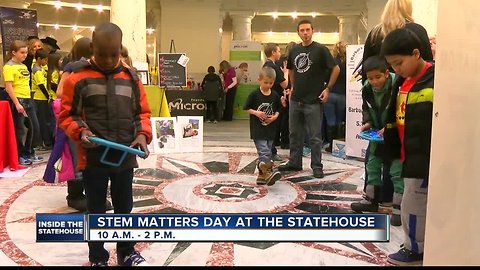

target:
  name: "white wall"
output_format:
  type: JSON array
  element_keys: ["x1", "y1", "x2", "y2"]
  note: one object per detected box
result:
[
  {"x1": 424, "y1": 0, "x2": 480, "y2": 265},
  {"x1": 412, "y1": 0, "x2": 438, "y2": 37},
  {"x1": 160, "y1": 0, "x2": 222, "y2": 82}
]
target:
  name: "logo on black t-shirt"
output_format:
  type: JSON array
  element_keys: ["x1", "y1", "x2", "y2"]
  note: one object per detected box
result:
[
  {"x1": 294, "y1": 52, "x2": 312, "y2": 73},
  {"x1": 257, "y1": 102, "x2": 274, "y2": 126}
]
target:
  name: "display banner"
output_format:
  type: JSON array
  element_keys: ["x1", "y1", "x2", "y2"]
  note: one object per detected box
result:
[
  {"x1": 230, "y1": 41, "x2": 262, "y2": 119},
  {"x1": 165, "y1": 90, "x2": 206, "y2": 117},
  {"x1": 0, "y1": 7, "x2": 38, "y2": 59},
  {"x1": 345, "y1": 45, "x2": 368, "y2": 158}
]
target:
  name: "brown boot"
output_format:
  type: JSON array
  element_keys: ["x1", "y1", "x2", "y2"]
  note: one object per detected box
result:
[
  {"x1": 260, "y1": 161, "x2": 281, "y2": 186},
  {"x1": 256, "y1": 161, "x2": 267, "y2": 185}
]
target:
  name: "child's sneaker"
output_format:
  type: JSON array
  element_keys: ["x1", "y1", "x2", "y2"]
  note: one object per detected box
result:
[
  {"x1": 90, "y1": 261, "x2": 108, "y2": 266},
  {"x1": 118, "y1": 251, "x2": 148, "y2": 266},
  {"x1": 213, "y1": 120, "x2": 218, "y2": 124},
  {"x1": 30, "y1": 155, "x2": 44, "y2": 162},
  {"x1": 379, "y1": 201, "x2": 393, "y2": 207},
  {"x1": 272, "y1": 154, "x2": 284, "y2": 162},
  {"x1": 302, "y1": 146, "x2": 311, "y2": 157},
  {"x1": 387, "y1": 247, "x2": 423, "y2": 266},
  {"x1": 256, "y1": 162, "x2": 267, "y2": 185},
  {"x1": 19, "y1": 156, "x2": 32, "y2": 166}
]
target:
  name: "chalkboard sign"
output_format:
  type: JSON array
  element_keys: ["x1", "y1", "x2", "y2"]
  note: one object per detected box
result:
[
  {"x1": 158, "y1": 53, "x2": 187, "y2": 88},
  {"x1": 0, "y1": 7, "x2": 38, "y2": 59}
]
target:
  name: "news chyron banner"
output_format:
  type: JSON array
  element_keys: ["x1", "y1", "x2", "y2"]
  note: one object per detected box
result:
[{"x1": 36, "y1": 213, "x2": 390, "y2": 242}]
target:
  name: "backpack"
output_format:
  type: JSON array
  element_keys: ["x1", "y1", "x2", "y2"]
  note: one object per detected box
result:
[{"x1": 202, "y1": 79, "x2": 222, "y2": 102}]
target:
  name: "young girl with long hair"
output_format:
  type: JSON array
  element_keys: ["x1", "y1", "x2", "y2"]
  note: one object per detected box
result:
[{"x1": 3, "y1": 40, "x2": 42, "y2": 165}]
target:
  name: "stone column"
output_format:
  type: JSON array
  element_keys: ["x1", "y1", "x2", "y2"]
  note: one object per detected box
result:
[
  {"x1": 110, "y1": 0, "x2": 146, "y2": 63},
  {"x1": 230, "y1": 11, "x2": 255, "y2": 41},
  {"x1": 338, "y1": 15, "x2": 360, "y2": 45},
  {"x1": 219, "y1": 11, "x2": 227, "y2": 64}
]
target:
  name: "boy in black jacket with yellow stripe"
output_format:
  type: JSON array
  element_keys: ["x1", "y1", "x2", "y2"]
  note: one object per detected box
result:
[{"x1": 381, "y1": 28, "x2": 435, "y2": 266}]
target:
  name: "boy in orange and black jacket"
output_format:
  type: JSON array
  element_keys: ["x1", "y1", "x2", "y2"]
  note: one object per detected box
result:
[{"x1": 59, "y1": 23, "x2": 152, "y2": 266}]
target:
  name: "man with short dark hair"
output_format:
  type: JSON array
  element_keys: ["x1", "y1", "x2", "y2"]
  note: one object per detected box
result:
[{"x1": 278, "y1": 20, "x2": 340, "y2": 178}]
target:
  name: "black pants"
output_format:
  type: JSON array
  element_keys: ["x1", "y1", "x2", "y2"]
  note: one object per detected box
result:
[
  {"x1": 280, "y1": 106, "x2": 289, "y2": 146},
  {"x1": 83, "y1": 167, "x2": 135, "y2": 263},
  {"x1": 35, "y1": 100, "x2": 54, "y2": 147},
  {"x1": 222, "y1": 87, "x2": 237, "y2": 121},
  {"x1": 10, "y1": 98, "x2": 41, "y2": 157},
  {"x1": 363, "y1": 145, "x2": 394, "y2": 202},
  {"x1": 206, "y1": 101, "x2": 219, "y2": 121}
]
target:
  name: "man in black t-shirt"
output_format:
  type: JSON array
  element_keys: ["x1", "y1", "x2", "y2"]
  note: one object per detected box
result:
[{"x1": 278, "y1": 20, "x2": 340, "y2": 178}]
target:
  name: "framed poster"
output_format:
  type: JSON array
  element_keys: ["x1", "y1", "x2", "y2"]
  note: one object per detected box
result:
[
  {"x1": 177, "y1": 116, "x2": 203, "y2": 153},
  {"x1": 150, "y1": 117, "x2": 179, "y2": 154},
  {"x1": 137, "y1": 70, "x2": 150, "y2": 85}
]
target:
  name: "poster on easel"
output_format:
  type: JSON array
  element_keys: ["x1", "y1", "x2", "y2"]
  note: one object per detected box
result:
[
  {"x1": 346, "y1": 44, "x2": 368, "y2": 158},
  {"x1": 150, "y1": 117, "x2": 179, "y2": 154},
  {"x1": 158, "y1": 53, "x2": 187, "y2": 88},
  {"x1": 177, "y1": 116, "x2": 203, "y2": 153},
  {"x1": 0, "y1": 7, "x2": 38, "y2": 59}
]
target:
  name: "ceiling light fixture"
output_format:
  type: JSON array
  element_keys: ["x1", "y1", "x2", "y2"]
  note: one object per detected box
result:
[{"x1": 34, "y1": 1, "x2": 111, "y2": 11}]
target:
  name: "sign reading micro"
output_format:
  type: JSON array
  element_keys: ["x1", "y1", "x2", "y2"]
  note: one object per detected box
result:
[
  {"x1": 165, "y1": 90, "x2": 206, "y2": 117},
  {"x1": 169, "y1": 98, "x2": 206, "y2": 111}
]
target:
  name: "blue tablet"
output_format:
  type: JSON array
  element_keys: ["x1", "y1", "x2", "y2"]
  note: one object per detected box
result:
[
  {"x1": 359, "y1": 129, "x2": 384, "y2": 142},
  {"x1": 88, "y1": 137, "x2": 146, "y2": 167}
]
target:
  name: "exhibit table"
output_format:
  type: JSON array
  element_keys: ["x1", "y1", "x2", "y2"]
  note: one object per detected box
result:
[{"x1": 0, "y1": 101, "x2": 20, "y2": 172}]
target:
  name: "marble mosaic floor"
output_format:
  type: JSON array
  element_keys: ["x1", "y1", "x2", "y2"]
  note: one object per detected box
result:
[{"x1": 0, "y1": 120, "x2": 403, "y2": 266}]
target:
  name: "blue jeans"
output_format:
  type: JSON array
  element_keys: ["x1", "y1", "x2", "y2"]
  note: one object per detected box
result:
[
  {"x1": 10, "y1": 98, "x2": 41, "y2": 157},
  {"x1": 288, "y1": 101, "x2": 324, "y2": 170},
  {"x1": 324, "y1": 92, "x2": 346, "y2": 127},
  {"x1": 254, "y1": 139, "x2": 274, "y2": 163}
]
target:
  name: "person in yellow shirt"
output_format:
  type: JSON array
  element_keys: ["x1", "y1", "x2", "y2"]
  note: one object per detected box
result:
[
  {"x1": 2, "y1": 40, "x2": 42, "y2": 165},
  {"x1": 32, "y1": 49, "x2": 54, "y2": 150}
]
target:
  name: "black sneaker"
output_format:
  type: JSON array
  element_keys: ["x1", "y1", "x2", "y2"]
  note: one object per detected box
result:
[
  {"x1": 278, "y1": 163, "x2": 302, "y2": 172},
  {"x1": 105, "y1": 199, "x2": 113, "y2": 211},
  {"x1": 391, "y1": 214, "x2": 402, "y2": 226},
  {"x1": 351, "y1": 199, "x2": 379, "y2": 213},
  {"x1": 67, "y1": 195, "x2": 87, "y2": 212},
  {"x1": 280, "y1": 144, "x2": 289, "y2": 149},
  {"x1": 118, "y1": 251, "x2": 148, "y2": 266},
  {"x1": 90, "y1": 261, "x2": 108, "y2": 266},
  {"x1": 313, "y1": 168, "x2": 324, "y2": 178},
  {"x1": 387, "y1": 247, "x2": 423, "y2": 265}
]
